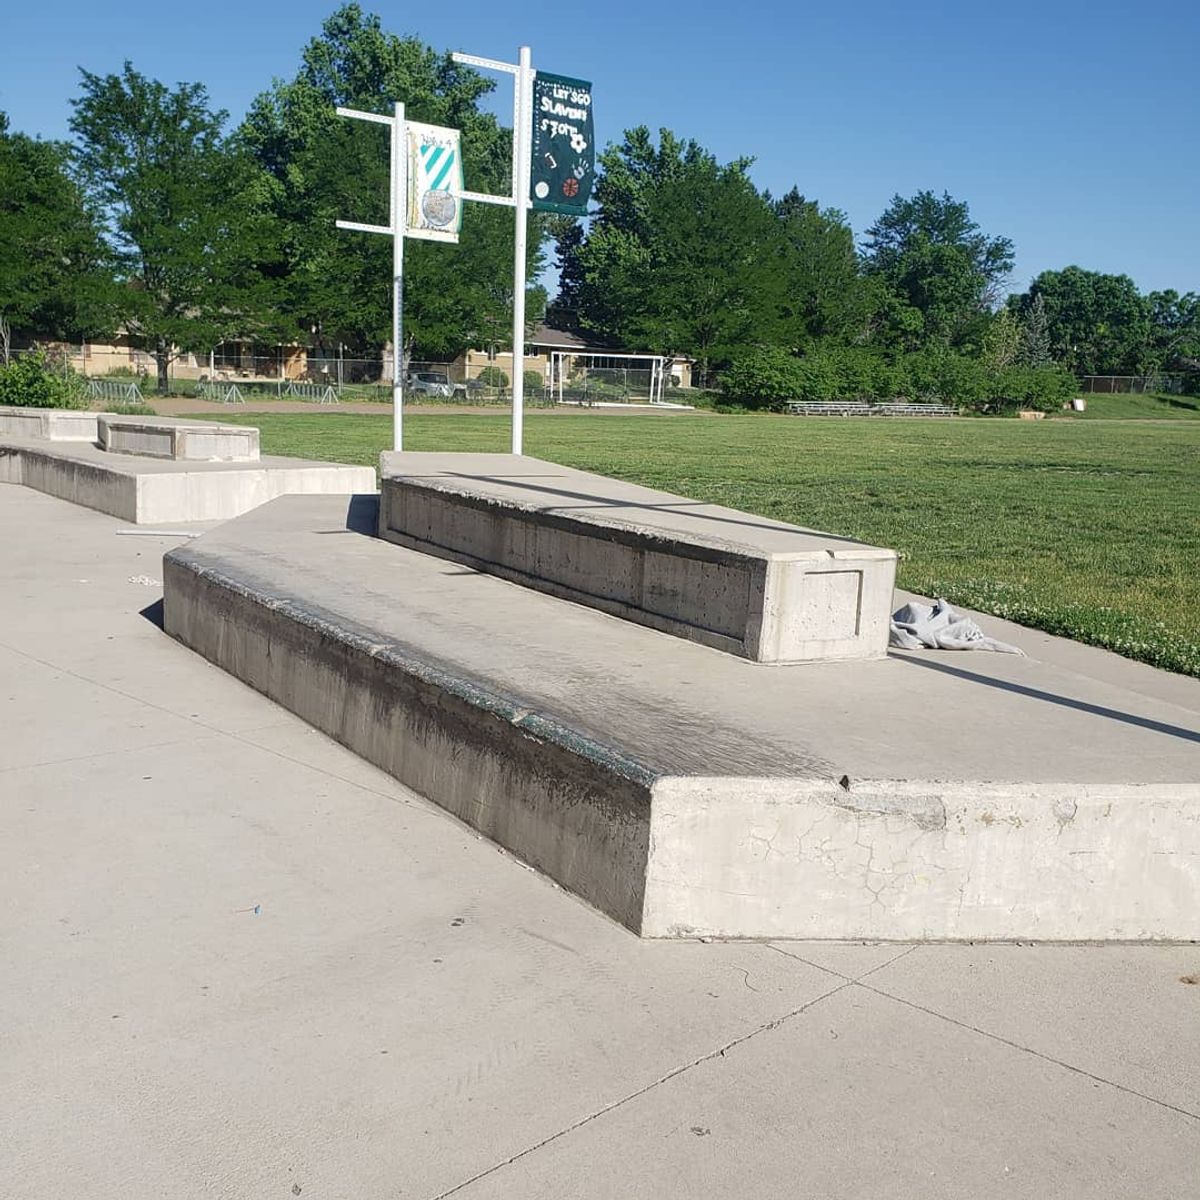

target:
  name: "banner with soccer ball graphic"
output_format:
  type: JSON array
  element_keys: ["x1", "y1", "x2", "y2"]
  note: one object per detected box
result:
[
  {"x1": 406, "y1": 122, "x2": 464, "y2": 242},
  {"x1": 530, "y1": 73, "x2": 594, "y2": 216}
]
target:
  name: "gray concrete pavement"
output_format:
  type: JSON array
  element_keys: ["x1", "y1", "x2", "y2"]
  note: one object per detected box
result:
[{"x1": 2, "y1": 485, "x2": 1198, "y2": 1199}]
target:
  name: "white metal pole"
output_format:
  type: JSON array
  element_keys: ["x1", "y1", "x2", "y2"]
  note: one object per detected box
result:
[
  {"x1": 391, "y1": 101, "x2": 407, "y2": 451},
  {"x1": 510, "y1": 46, "x2": 532, "y2": 455}
]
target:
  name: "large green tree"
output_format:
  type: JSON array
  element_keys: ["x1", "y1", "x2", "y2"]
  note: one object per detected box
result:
[
  {"x1": 773, "y1": 188, "x2": 869, "y2": 347},
  {"x1": 1010, "y1": 267, "x2": 1151, "y2": 375},
  {"x1": 861, "y1": 190, "x2": 1014, "y2": 349},
  {"x1": 240, "y1": 3, "x2": 543, "y2": 361},
  {"x1": 70, "y1": 63, "x2": 286, "y2": 392},
  {"x1": 0, "y1": 112, "x2": 111, "y2": 358},
  {"x1": 557, "y1": 126, "x2": 788, "y2": 372},
  {"x1": 1145, "y1": 289, "x2": 1200, "y2": 373}
]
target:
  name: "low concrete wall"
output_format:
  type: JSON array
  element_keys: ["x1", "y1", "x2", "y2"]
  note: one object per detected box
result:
[
  {"x1": 163, "y1": 547, "x2": 654, "y2": 931},
  {"x1": 98, "y1": 415, "x2": 259, "y2": 462},
  {"x1": 133, "y1": 462, "x2": 375, "y2": 524},
  {"x1": 643, "y1": 777, "x2": 1200, "y2": 940},
  {"x1": 379, "y1": 453, "x2": 897, "y2": 663},
  {"x1": 10, "y1": 445, "x2": 139, "y2": 522},
  {"x1": 0, "y1": 406, "x2": 103, "y2": 442},
  {"x1": 0, "y1": 440, "x2": 374, "y2": 523}
]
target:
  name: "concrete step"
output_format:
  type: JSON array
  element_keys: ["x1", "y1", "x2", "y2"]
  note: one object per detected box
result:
[
  {"x1": 163, "y1": 493, "x2": 1200, "y2": 941},
  {"x1": 377, "y1": 452, "x2": 897, "y2": 664},
  {"x1": 0, "y1": 437, "x2": 374, "y2": 523},
  {"x1": 98, "y1": 414, "x2": 259, "y2": 462},
  {"x1": 0, "y1": 405, "x2": 104, "y2": 442}
]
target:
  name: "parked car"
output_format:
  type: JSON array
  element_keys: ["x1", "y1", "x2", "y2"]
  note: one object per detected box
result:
[{"x1": 405, "y1": 370, "x2": 467, "y2": 399}]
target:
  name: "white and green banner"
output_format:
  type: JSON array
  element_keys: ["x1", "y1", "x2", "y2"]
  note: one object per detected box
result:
[
  {"x1": 406, "y1": 122, "x2": 464, "y2": 242},
  {"x1": 530, "y1": 73, "x2": 594, "y2": 216}
]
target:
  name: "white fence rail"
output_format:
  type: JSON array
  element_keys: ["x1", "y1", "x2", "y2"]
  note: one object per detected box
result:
[{"x1": 86, "y1": 378, "x2": 143, "y2": 405}]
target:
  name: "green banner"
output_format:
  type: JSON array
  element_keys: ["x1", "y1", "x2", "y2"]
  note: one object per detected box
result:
[{"x1": 530, "y1": 72, "x2": 594, "y2": 215}]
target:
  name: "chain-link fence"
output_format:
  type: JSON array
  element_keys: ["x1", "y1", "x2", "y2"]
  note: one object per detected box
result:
[
  {"x1": 5, "y1": 342, "x2": 713, "y2": 409},
  {"x1": 5, "y1": 345, "x2": 560, "y2": 405},
  {"x1": 1078, "y1": 374, "x2": 1195, "y2": 395}
]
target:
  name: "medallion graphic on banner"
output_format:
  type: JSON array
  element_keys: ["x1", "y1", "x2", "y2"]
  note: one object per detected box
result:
[
  {"x1": 530, "y1": 73, "x2": 594, "y2": 216},
  {"x1": 407, "y1": 122, "x2": 463, "y2": 242}
]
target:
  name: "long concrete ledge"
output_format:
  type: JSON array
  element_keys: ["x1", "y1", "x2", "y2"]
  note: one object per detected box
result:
[
  {"x1": 98, "y1": 414, "x2": 260, "y2": 462},
  {"x1": 0, "y1": 437, "x2": 374, "y2": 523},
  {"x1": 164, "y1": 494, "x2": 1200, "y2": 940},
  {"x1": 0, "y1": 405, "x2": 105, "y2": 442},
  {"x1": 378, "y1": 453, "x2": 897, "y2": 663}
]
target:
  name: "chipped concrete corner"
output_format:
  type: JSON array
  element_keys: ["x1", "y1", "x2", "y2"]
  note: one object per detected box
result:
[{"x1": 643, "y1": 777, "x2": 1200, "y2": 940}]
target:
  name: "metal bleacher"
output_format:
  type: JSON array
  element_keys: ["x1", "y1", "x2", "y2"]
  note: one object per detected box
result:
[{"x1": 785, "y1": 401, "x2": 958, "y2": 417}]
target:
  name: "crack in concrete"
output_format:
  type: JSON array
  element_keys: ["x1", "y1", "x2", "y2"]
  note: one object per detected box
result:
[{"x1": 428, "y1": 977, "x2": 855, "y2": 1199}]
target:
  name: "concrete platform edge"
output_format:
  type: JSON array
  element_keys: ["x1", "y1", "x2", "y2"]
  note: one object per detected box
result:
[
  {"x1": 162, "y1": 545, "x2": 656, "y2": 933},
  {"x1": 162, "y1": 514, "x2": 1200, "y2": 941}
]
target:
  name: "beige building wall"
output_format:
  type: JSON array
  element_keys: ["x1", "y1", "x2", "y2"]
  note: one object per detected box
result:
[{"x1": 455, "y1": 348, "x2": 550, "y2": 383}]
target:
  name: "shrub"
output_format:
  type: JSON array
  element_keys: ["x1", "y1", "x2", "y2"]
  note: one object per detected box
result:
[
  {"x1": 719, "y1": 347, "x2": 809, "y2": 411},
  {"x1": 991, "y1": 364, "x2": 1077, "y2": 413},
  {"x1": 0, "y1": 350, "x2": 88, "y2": 409},
  {"x1": 522, "y1": 369, "x2": 545, "y2": 394},
  {"x1": 476, "y1": 365, "x2": 509, "y2": 388}
]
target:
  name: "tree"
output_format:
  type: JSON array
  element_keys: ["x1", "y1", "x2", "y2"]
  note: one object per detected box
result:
[
  {"x1": 981, "y1": 308, "x2": 1022, "y2": 371},
  {"x1": 558, "y1": 126, "x2": 788, "y2": 372},
  {"x1": 1019, "y1": 292, "x2": 1053, "y2": 367},
  {"x1": 70, "y1": 63, "x2": 287, "y2": 392},
  {"x1": 773, "y1": 189, "x2": 869, "y2": 346},
  {"x1": 1145, "y1": 290, "x2": 1200, "y2": 372},
  {"x1": 240, "y1": 3, "x2": 544, "y2": 361},
  {"x1": 0, "y1": 112, "x2": 111, "y2": 359},
  {"x1": 1011, "y1": 267, "x2": 1150, "y2": 375},
  {"x1": 861, "y1": 190, "x2": 1014, "y2": 349}
]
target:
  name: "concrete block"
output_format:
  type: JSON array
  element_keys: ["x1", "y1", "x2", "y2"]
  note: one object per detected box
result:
[
  {"x1": 98, "y1": 415, "x2": 259, "y2": 462},
  {"x1": 0, "y1": 437, "x2": 375, "y2": 523},
  {"x1": 0, "y1": 405, "x2": 104, "y2": 442},
  {"x1": 378, "y1": 453, "x2": 897, "y2": 663},
  {"x1": 163, "y1": 495, "x2": 1200, "y2": 941}
]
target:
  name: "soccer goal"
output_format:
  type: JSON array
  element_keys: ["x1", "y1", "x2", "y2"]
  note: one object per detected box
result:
[{"x1": 548, "y1": 350, "x2": 674, "y2": 407}]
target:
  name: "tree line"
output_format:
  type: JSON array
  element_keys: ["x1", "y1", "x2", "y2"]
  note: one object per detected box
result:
[{"x1": 2, "y1": 3, "x2": 1197, "y2": 403}]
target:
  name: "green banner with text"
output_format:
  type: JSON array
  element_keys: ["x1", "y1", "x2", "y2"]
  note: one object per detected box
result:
[{"x1": 530, "y1": 72, "x2": 594, "y2": 215}]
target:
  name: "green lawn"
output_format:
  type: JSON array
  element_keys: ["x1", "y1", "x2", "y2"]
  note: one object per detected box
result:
[
  {"x1": 1068, "y1": 392, "x2": 1200, "y2": 420},
  {"x1": 188, "y1": 410, "x2": 1200, "y2": 677}
]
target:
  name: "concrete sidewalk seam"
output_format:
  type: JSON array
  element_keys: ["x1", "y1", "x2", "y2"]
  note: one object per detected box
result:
[
  {"x1": 767, "y1": 942, "x2": 920, "y2": 983},
  {"x1": 428, "y1": 978, "x2": 856, "y2": 1200},
  {"x1": 0, "y1": 734, "x2": 212, "y2": 776},
  {"x1": 858, "y1": 980, "x2": 1200, "y2": 1124},
  {"x1": 0, "y1": 636, "x2": 430, "y2": 813}
]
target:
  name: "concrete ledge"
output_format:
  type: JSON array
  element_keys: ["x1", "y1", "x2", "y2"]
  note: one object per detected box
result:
[
  {"x1": 164, "y1": 495, "x2": 1200, "y2": 940},
  {"x1": 0, "y1": 405, "x2": 105, "y2": 442},
  {"x1": 98, "y1": 415, "x2": 260, "y2": 462},
  {"x1": 378, "y1": 453, "x2": 898, "y2": 663},
  {"x1": 0, "y1": 438, "x2": 374, "y2": 523}
]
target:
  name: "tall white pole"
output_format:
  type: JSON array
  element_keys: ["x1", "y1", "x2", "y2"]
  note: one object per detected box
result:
[
  {"x1": 510, "y1": 46, "x2": 532, "y2": 456},
  {"x1": 391, "y1": 101, "x2": 407, "y2": 452}
]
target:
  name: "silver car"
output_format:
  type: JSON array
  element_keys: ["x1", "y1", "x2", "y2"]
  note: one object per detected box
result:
[{"x1": 406, "y1": 371, "x2": 458, "y2": 398}]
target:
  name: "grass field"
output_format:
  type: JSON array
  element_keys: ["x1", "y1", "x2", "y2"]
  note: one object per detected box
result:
[
  {"x1": 187, "y1": 410, "x2": 1200, "y2": 677},
  {"x1": 1068, "y1": 392, "x2": 1200, "y2": 420}
]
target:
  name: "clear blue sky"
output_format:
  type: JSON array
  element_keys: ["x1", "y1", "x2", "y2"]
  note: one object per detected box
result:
[{"x1": 4, "y1": 0, "x2": 1197, "y2": 296}]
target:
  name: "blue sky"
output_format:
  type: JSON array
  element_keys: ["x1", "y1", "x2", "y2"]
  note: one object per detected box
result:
[{"x1": 4, "y1": 0, "x2": 1197, "y2": 296}]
